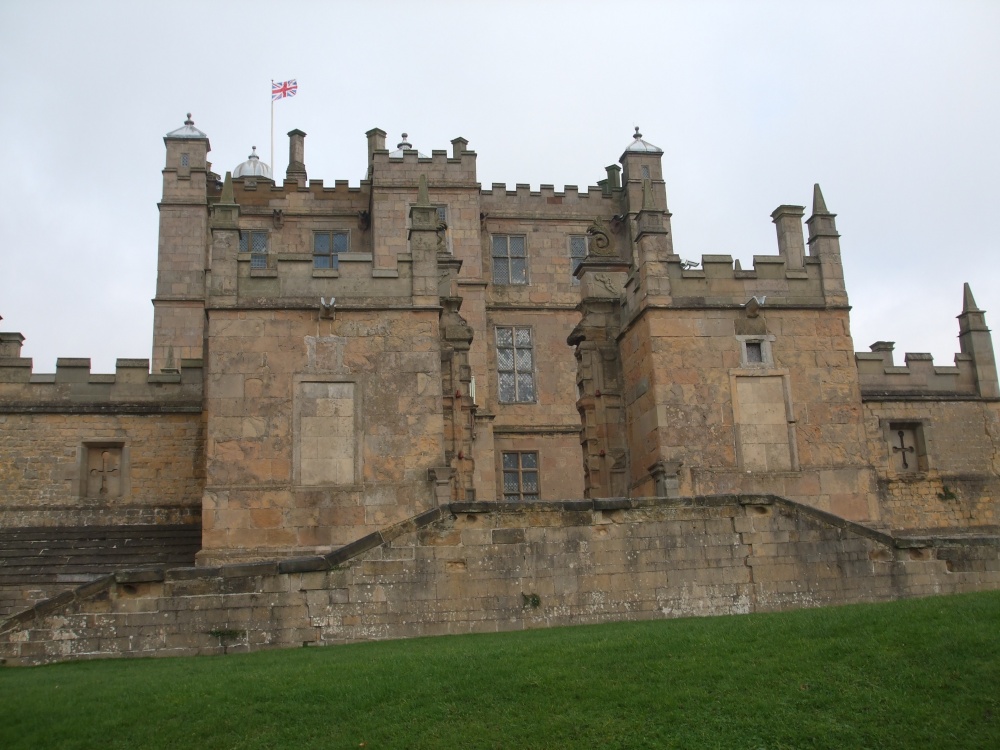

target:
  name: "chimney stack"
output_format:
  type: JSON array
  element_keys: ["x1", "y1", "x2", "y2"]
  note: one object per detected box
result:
[{"x1": 286, "y1": 129, "x2": 307, "y2": 183}]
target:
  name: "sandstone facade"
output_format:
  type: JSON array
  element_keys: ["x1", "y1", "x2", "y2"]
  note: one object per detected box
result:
[{"x1": 1, "y1": 119, "x2": 998, "y2": 657}]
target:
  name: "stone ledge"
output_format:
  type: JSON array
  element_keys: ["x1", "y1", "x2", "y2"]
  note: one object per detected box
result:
[
  {"x1": 277, "y1": 556, "x2": 330, "y2": 574},
  {"x1": 116, "y1": 568, "x2": 166, "y2": 584}
]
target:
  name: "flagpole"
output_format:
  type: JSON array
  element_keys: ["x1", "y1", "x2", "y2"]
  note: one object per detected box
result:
[{"x1": 270, "y1": 79, "x2": 274, "y2": 179}]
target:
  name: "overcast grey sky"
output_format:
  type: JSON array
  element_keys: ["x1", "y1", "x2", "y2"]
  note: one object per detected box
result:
[{"x1": 1, "y1": 0, "x2": 997, "y2": 372}]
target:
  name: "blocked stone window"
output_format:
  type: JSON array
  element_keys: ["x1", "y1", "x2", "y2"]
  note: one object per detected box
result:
[
  {"x1": 82, "y1": 442, "x2": 126, "y2": 499},
  {"x1": 887, "y1": 422, "x2": 928, "y2": 473},
  {"x1": 733, "y1": 375, "x2": 794, "y2": 471},
  {"x1": 240, "y1": 230, "x2": 269, "y2": 269},
  {"x1": 491, "y1": 234, "x2": 528, "y2": 285},
  {"x1": 313, "y1": 231, "x2": 349, "y2": 269},
  {"x1": 496, "y1": 326, "x2": 535, "y2": 403},
  {"x1": 569, "y1": 235, "x2": 588, "y2": 284},
  {"x1": 297, "y1": 382, "x2": 356, "y2": 486},
  {"x1": 502, "y1": 451, "x2": 539, "y2": 501}
]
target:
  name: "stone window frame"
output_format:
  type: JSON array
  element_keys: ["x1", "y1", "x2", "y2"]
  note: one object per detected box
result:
[
  {"x1": 491, "y1": 234, "x2": 529, "y2": 286},
  {"x1": 569, "y1": 235, "x2": 588, "y2": 285},
  {"x1": 495, "y1": 325, "x2": 537, "y2": 404},
  {"x1": 180, "y1": 153, "x2": 190, "y2": 167},
  {"x1": 77, "y1": 440, "x2": 131, "y2": 501},
  {"x1": 736, "y1": 334, "x2": 776, "y2": 368},
  {"x1": 880, "y1": 418, "x2": 932, "y2": 474},
  {"x1": 501, "y1": 450, "x2": 540, "y2": 501},
  {"x1": 239, "y1": 229, "x2": 270, "y2": 269},
  {"x1": 313, "y1": 230, "x2": 350, "y2": 270}
]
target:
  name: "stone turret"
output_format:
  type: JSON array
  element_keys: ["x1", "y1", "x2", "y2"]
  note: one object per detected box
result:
[
  {"x1": 806, "y1": 183, "x2": 848, "y2": 306},
  {"x1": 151, "y1": 114, "x2": 211, "y2": 371},
  {"x1": 958, "y1": 283, "x2": 999, "y2": 398}
]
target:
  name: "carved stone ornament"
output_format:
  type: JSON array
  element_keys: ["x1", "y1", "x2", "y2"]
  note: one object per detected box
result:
[
  {"x1": 358, "y1": 210, "x2": 371, "y2": 231},
  {"x1": 594, "y1": 273, "x2": 620, "y2": 295},
  {"x1": 586, "y1": 217, "x2": 616, "y2": 256},
  {"x1": 272, "y1": 209, "x2": 284, "y2": 229}
]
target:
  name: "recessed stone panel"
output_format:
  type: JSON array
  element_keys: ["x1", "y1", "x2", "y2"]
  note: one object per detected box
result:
[{"x1": 297, "y1": 382, "x2": 356, "y2": 486}]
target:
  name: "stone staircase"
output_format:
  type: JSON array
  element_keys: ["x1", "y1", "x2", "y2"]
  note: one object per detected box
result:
[{"x1": 0, "y1": 525, "x2": 201, "y2": 617}]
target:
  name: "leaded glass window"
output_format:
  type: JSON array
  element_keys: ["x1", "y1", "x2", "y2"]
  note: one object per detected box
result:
[
  {"x1": 491, "y1": 235, "x2": 527, "y2": 285},
  {"x1": 570, "y1": 235, "x2": 588, "y2": 284},
  {"x1": 502, "y1": 451, "x2": 539, "y2": 501},
  {"x1": 240, "y1": 230, "x2": 269, "y2": 269},
  {"x1": 314, "y1": 231, "x2": 349, "y2": 269},
  {"x1": 496, "y1": 326, "x2": 535, "y2": 403}
]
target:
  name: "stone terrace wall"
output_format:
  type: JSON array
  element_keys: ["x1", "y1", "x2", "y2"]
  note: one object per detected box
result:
[{"x1": 3, "y1": 495, "x2": 998, "y2": 666}]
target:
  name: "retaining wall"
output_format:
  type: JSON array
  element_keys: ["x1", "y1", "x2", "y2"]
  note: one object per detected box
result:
[{"x1": 2, "y1": 495, "x2": 998, "y2": 666}]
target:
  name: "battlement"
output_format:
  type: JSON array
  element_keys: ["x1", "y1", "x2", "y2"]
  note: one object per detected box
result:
[
  {"x1": 232, "y1": 177, "x2": 368, "y2": 196},
  {"x1": 856, "y1": 343, "x2": 979, "y2": 397},
  {"x1": 479, "y1": 183, "x2": 617, "y2": 219},
  {"x1": 857, "y1": 285, "x2": 999, "y2": 400},
  {"x1": 663, "y1": 253, "x2": 827, "y2": 307},
  {"x1": 0, "y1": 352, "x2": 202, "y2": 410},
  {"x1": 370, "y1": 147, "x2": 478, "y2": 185}
]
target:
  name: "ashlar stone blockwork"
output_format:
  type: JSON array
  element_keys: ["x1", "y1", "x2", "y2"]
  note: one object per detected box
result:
[{"x1": 0, "y1": 119, "x2": 998, "y2": 626}]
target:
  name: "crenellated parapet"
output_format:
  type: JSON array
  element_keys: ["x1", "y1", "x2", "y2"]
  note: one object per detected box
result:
[
  {"x1": 0, "y1": 350, "x2": 202, "y2": 411},
  {"x1": 857, "y1": 343, "x2": 979, "y2": 397},
  {"x1": 480, "y1": 182, "x2": 620, "y2": 220},
  {"x1": 857, "y1": 285, "x2": 999, "y2": 400},
  {"x1": 663, "y1": 253, "x2": 826, "y2": 307},
  {"x1": 621, "y1": 184, "x2": 848, "y2": 321},
  {"x1": 370, "y1": 144, "x2": 478, "y2": 187}
]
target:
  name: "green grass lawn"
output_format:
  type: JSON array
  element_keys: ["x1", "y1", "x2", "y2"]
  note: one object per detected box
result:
[{"x1": 2, "y1": 591, "x2": 998, "y2": 749}]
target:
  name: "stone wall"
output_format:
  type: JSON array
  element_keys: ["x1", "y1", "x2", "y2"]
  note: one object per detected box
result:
[
  {"x1": 0, "y1": 412, "x2": 204, "y2": 527},
  {"x1": 620, "y1": 306, "x2": 876, "y2": 519},
  {"x1": 864, "y1": 399, "x2": 1000, "y2": 529},
  {"x1": 3, "y1": 495, "x2": 997, "y2": 666},
  {"x1": 0, "y1": 357, "x2": 204, "y2": 528},
  {"x1": 199, "y1": 308, "x2": 445, "y2": 563}
]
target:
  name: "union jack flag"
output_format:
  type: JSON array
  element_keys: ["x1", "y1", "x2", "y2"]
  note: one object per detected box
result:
[{"x1": 272, "y1": 79, "x2": 298, "y2": 101}]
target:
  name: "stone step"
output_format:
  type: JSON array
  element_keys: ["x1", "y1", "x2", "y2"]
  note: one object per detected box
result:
[{"x1": 0, "y1": 525, "x2": 200, "y2": 586}]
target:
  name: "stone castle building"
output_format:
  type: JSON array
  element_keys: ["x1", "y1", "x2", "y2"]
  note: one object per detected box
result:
[{"x1": 1, "y1": 117, "x2": 998, "y2": 663}]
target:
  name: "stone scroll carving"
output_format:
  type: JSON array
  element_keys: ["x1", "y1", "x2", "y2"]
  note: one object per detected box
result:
[{"x1": 586, "y1": 217, "x2": 616, "y2": 257}]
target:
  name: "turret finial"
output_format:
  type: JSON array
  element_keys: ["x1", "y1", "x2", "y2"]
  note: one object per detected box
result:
[
  {"x1": 812, "y1": 183, "x2": 829, "y2": 214},
  {"x1": 634, "y1": 126, "x2": 642, "y2": 140},
  {"x1": 963, "y1": 282, "x2": 981, "y2": 313},
  {"x1": 185, "y1": 113, "x2": 194, "y2": 126},
  {"x1": 398, "y1": 133, "x2": 412, "y2": 150},
  {"x1": 220, "y1": 171, "x2": 235, "y2": 204},
  {"x1": 417, "y1": 174, "x2": 431, "y2": 206}
]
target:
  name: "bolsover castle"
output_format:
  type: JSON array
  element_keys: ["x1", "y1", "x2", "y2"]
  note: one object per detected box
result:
[{"x1": 1, "y1": 118, "x2": 998, "y2": 664}]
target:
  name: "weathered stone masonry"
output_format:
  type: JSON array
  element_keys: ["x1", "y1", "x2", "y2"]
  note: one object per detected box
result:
[
  {"x1": 1, "y1": 120, "x2": 998, "y2": 661},
  {"x1": 2, "y1": 496, "x2": 998, "y2": 666}
]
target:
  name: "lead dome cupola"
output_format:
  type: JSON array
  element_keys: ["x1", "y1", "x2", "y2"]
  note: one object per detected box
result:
[
  {"x1": 624, "y1": 126, "x2": 662, "y2": 154},
  {"x1": 388, "y1": 133, "x2": 428, "y2": 159},
  {"x1": 233, "y1": 146, "x2": 272, "y2": 179}
]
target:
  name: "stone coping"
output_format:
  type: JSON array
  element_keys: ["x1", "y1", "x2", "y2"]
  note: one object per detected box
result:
[{"x1": 4, "y1": 495, "x2": 998, "y2": 636}]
